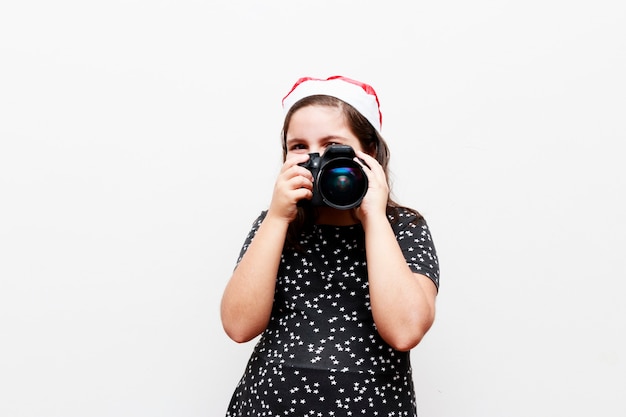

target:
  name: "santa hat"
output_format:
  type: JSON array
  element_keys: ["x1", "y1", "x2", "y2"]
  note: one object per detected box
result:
[{"x1": 282, "y1": 75, "x2": 382, "y2": 132}]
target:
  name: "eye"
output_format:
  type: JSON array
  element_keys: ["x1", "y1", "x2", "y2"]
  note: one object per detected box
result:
[{"x1": 288, "y1": 143, "x2": 307, "y2": 151}]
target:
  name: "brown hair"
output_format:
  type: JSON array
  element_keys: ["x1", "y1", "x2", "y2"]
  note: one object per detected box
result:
[{"x1": 281, "y1": 95, "x2": 422, "y2": 249}]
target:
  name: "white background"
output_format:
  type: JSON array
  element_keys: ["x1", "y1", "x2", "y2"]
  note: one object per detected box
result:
[{"x1": 1, "y1": 1, "x2": 625, "y2": 416}]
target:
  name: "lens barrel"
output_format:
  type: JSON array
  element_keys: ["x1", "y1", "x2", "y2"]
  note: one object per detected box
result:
[{"x1": 318, "y1": 158, "x2": 367, "y2": 209}]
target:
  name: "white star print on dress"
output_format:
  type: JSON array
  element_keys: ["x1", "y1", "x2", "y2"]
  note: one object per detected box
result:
[{"x1": 226, "y1": 207, "x2": 439, "y2": 416}]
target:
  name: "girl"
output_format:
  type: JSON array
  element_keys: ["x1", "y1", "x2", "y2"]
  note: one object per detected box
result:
[{"x1": 221, "y1": 75, "x2": 440, "y2": 416}]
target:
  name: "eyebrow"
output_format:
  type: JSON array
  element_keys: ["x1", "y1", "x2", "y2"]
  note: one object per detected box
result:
[{"x1": 286, "y1": 135, "x2": 348, "y2": 144}]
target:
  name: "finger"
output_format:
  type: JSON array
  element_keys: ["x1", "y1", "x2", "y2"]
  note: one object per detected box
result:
[
  {"x1": 284, "y1": 153, "x2": 310, "y2": 168},
  {"x1": 354, "y1": 154, "x2": 387, "y2": 192},
  {"x1": 294, "y1": 165, "x2": 314, "y2": 182},
  {"x1": 282, "y1": 155, "x2": 314, "y2": 182},
  {"x1": 294, "y1": 187, "x2": 313, "y2": 202},
  {"x1": 354, "y1": 150, "x2": 377, "y2": 166},
  {"x1": 289, "y1": 174, "x2": 313, "y2": 191},
  {"x1": 352, "y1": 151, "x2": 371, "y2": 169}
]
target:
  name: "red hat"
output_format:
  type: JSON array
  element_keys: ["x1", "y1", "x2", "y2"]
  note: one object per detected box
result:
[{"x1": 282, "y1": 75, "x2": 382, "y2": 132}]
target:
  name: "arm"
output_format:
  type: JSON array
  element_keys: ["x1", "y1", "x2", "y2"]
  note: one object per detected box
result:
[
  {"x1": 220, "y1": 154, "x2": 313, "y2": 343},
  {"x1": 355, "y1": 151, "x2": 438, "y2": 351},
  {"x1": 220, "y1": 215, "x2": 289, "y2": 343},
  {"x1": 362, "y1": 214, "x2": 438, "y2": 351}
]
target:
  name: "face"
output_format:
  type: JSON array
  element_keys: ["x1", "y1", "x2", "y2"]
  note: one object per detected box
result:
[{"x1": 285, "y1": 105, "x2": 363, "y2": 158}]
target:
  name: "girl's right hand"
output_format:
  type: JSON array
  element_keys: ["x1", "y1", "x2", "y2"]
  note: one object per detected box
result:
[{"x1": 267, "y1": 154, "x2": 314, "y2": 223}]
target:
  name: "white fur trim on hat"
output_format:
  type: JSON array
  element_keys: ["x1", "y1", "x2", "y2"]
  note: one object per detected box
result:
[{"x1": 282, "y1": 76, "x2": 382, "y2": 132}]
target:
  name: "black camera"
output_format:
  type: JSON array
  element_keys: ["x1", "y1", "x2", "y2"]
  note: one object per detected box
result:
[{"x1": 298, "y1": 144, "x2": 368, "y2": 210}]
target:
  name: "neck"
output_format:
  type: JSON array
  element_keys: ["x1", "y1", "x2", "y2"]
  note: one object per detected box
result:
[{"x1": 315, "y1": 207, "x2": 360, "y2": 226}]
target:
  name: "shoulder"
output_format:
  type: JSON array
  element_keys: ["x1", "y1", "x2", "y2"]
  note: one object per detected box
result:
[
  {"x1": 386, "y1": 205, "x2": 426, "y2": 229},
  {"x1": 243, "y1": 210, "x2": 268, "y2": 240},
  {"x1": 387, "y1": 205, "x2": 436, "y2": 245},
  {"x1": 388, "y1": 205, "x2": 440, "y2": 288}
]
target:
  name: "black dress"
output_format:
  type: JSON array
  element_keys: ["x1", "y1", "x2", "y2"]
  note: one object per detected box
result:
[{"x1": 226, "y1": 208, "x2": 439, "y2": 417}]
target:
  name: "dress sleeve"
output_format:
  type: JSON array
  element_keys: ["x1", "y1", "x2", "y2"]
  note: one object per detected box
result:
[
  {"x1": 235, "y1": 211, "x2": 268, "y2": 264},
  {"x1": 391, "y1": 209, "x2": 440, "y2": 290}
]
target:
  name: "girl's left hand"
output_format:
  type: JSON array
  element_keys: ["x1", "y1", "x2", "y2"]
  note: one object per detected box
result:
[{"x1": 353, "y1": 150, "x2": 389, "y2": 221}]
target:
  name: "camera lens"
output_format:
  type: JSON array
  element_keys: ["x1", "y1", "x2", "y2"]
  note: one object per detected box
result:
[{"x1": 318, "y1": 159, "x2": 368, "y2": 209}]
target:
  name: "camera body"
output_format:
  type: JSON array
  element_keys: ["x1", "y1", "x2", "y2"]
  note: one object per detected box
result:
[{"x1": 299, "y1": 144, "x2": 368, "y2": 210}]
